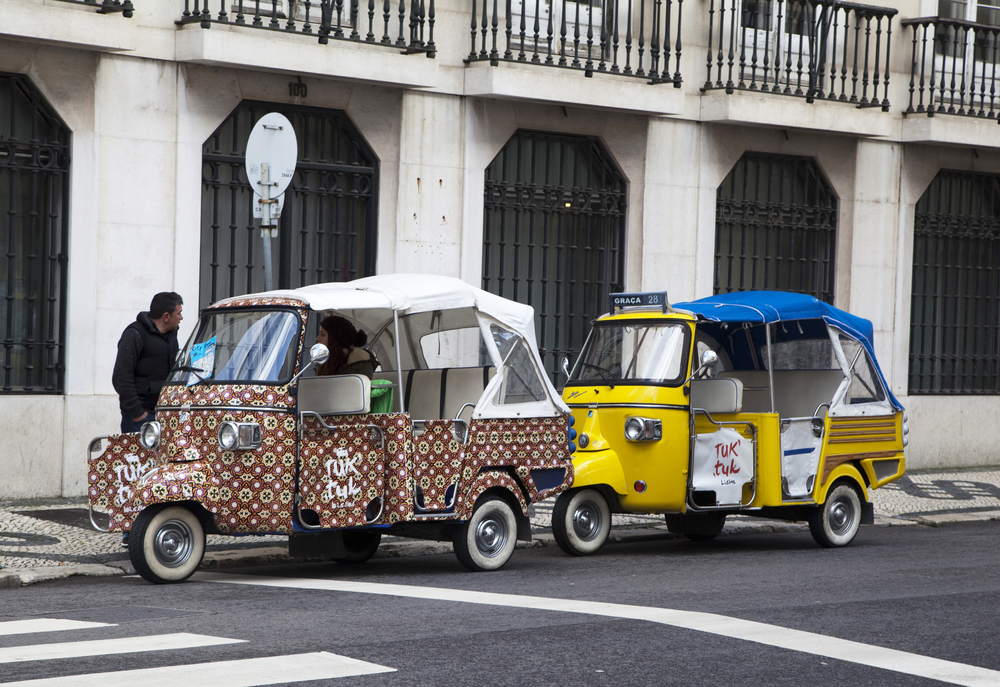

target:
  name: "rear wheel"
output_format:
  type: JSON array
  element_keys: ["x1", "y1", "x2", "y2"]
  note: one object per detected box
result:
[
  {"x1": 128, "y1": 505, "x2": 205, "y2": 584},
  {"x1": 453, "y1": 496, "x2": 518, "y2": 572},
  {"x1": 552, "y1": 488, "x2": 611, "y2": 556},
  {"x1": 809, "y1": 483, "x2": 862, "y2": 548},
  {"x1": 332, "y1": 531, "x2": 381, "y2": 564}
]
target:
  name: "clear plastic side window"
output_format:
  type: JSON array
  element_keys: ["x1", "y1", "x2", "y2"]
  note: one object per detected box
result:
[
  {"x1": 490, "y1": 324, "x2": 545, "y2": 404},
  {"x1": 838, "y1": 335, "x2": 886, "y2": 404}
]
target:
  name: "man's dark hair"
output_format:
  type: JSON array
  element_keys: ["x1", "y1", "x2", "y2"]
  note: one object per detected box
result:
[{"x1": 149, "y1": 292, "x2": 184, "y2": 320}]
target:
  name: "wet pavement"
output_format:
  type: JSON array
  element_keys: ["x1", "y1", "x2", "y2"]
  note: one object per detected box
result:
[{"x1": 3, "y1": 468, "x2": 999, "y2": 587}]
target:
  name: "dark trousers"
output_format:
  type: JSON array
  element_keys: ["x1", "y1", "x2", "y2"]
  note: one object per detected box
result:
[{"x1": 120, "y1": 410, "x2": 151, "y2": 434}]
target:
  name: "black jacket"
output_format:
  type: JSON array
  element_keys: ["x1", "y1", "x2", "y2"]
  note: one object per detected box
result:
[{"x1": 112, "y1": 312, "x2": 179, "y2": 418}]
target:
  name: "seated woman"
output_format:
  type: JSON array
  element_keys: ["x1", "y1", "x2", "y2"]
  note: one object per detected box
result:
[{"x1": 316, "y1": 315, "x2": 379, "y2": 379}]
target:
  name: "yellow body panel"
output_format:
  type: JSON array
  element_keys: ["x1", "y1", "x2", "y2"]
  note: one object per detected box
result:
[
  {"x1": 569, "y1": 382, "x2": 690, "y2": 512},
  {"x1": 818, "y1": 413, "x2": 906, "y2": 493},
  {"x1": 815, "y1": 463, "x2": 869, "y2": 503}
]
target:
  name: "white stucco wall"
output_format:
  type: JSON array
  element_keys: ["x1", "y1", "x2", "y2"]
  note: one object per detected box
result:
[{"x1": 1, "y1": 0, "x2": 999, "y2": 499}]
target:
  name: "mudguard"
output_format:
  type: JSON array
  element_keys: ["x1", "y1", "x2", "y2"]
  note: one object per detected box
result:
[
  {"x1": 570, "y1": 449, "x2": 628, "y2": 495},
  {"x1": 456, "y1": 470, "x2": 529, "y2": 521}
]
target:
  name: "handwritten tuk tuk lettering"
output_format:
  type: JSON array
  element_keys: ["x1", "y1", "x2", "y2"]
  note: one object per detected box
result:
[
  {"x1": 323, "y1": 448, "x2": 362, "y2": 502},
  {"x1": 114, "y1": 453, "x2": 154, "y2": 505},
  {"x1": 713, "y1": 439, "x2": 742, "y2": 479}
]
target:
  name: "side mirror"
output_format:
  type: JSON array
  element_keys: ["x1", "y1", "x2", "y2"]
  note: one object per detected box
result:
[
  {"x1": 560, "y1": 356, "x2": 571, "y2": 379},
  {"x1": 289, "y1": 343, "x2": 330, "y2": 387},
  {"x1": 684, "y1": 349, "x2": 720, "y2": 394},
  {"x1": 310, "y1": 343, "x2": 330, "y2": 365}
]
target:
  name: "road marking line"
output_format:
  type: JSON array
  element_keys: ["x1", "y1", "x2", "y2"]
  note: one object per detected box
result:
[
  {"x1": 0, "y1": 620, "x2": 115, "y2": 637},
  {"x1": 198, "y1": 572, "x2": 1000, "y2": 687},
  {"x1": 0, "y1": 651, "x2": 395, "y2": 686},
  {"x1": 0, "y1": 633, "x2": 244, "y2": 664}
]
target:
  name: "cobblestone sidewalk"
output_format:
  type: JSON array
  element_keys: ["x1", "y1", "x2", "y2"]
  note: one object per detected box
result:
[{"x1": 3, "y1": 468, "x2": 999, "y2": 586}]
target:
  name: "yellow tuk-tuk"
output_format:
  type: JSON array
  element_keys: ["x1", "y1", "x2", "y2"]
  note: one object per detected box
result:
[{"x1": 553, "y1": 291, "x2": 907, "y2": 554}]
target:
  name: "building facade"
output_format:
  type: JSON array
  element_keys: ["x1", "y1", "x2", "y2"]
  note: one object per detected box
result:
[{"x1": 1, "y1": 0, "x2": 998, "y2": 498}]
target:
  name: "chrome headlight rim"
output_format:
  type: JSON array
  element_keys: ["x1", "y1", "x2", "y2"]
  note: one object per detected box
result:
[
  {"x1": 623, "y1": 416, "x2": 662, "y2": 442},
  {"x1": 218, "y1": 421, "x2": 239, "y2": 450},
  {"x1": 139, "y1": 421, "x2": 161, "y2": 450},
  {"x1": 218, "y1": 421, "x2": 262, "y2": 450}
]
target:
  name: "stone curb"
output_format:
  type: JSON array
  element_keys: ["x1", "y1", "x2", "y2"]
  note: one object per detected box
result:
[{"x1": 0, "y1": 510, "x2": 993, "y2": 587}]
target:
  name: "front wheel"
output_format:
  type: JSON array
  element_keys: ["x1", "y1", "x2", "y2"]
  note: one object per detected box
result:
[
  {"x1": 453, "y1": 496, "x2": 518, "y2": 572},
  {"x1": 808, "y1": 483, "x2": 862, "y2": 548},
  {"x1": 552, "y1": 488, "x2": 611, "y2": 556},
  {"x1": 332, "y1": 531, "x2": 381, "y2": 564},
  {"x1": 128, "y1": 504, "x2": 206, "y2": 584}
]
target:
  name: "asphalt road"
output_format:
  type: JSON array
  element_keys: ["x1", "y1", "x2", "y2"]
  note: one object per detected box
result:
[{"x1": 1, "y1": 521, "x2": 998, "y2": 686}]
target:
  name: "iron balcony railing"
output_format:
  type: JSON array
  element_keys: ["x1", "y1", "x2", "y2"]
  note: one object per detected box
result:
[
  {"x1": 467, "y1": 0, "x2": 684, "y2": 86},
  {"x1": 903, "y1": 17, "x2": 1000, "y2": 120},
  {"x1": 703, "y1": 0, "x2": 896, "y2": 110},
  {"x1": 53, "y1": 0, "x2": 133, "y2": 15},
  {"x1": 179, "y1": 0, "x2": 435, "y2": 55}
]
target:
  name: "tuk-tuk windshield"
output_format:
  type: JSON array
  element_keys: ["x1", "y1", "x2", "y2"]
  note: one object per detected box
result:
[
  {"x1": 568, "y1": 321, "x2": 689, "y2": 386},
  {"x1": 168, "y1": 309, "x2": 300, "y2": 386}
]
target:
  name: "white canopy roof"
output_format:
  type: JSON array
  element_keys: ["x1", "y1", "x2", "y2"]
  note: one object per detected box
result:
[{"x1": 214, "y1": 274, "x2": 536, "y2": 335}]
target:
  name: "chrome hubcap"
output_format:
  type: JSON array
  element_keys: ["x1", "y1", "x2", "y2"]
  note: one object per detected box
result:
[
  {"x1": 153, "y1": 519, "x2": 194, "y2": 568},
  {"x1": 572, "y1": 502, "x2": 602, "y2": 541},
  {"x1": 829, "y1": 499, "x2": 853, "y2": 535},
  {"x1": 475, "y1": 516, "x2": 508, "y2": 558}
]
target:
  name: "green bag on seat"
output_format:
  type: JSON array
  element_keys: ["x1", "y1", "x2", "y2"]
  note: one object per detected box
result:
[{"x1": 370, "y1": 378, "x2": 394, "y2": 414}]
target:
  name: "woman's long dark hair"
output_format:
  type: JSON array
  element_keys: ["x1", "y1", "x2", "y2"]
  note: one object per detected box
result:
[{"x1": 317, "y1": 315, "x2": 367, "y2": 376}]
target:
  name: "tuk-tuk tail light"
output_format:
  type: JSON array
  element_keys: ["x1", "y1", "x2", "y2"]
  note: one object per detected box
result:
[
  {"x1": 624, "y1": 417, "x2": 662, "y2": 442},
  {"x1": 218, "y1": 421, "x2": 262, "y2": 450}
]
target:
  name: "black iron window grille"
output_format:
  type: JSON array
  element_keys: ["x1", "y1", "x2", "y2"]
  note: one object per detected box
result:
[
  {"x1": 201, "y1": 101, "x2": 378, "y2": 309},
  {"x1": 703, "y1": 0, "x2": 896, "y2": 110},
  {"x1": 715, "y1": 153, "x2": 837, "y2": 303},
  {"x1": 903, "y1": 17, "x2": 1000, "y2": 119},
  {"x1": 482, "y1": 131, "x2": 627, "y2": 382},
  {"x1": 0, "y1": 74, "x2": 70, "y2": 394},
  {"x1": 467, "y1": 0, "x2": 684, "y2": 85},
  {"x1": 179, "y1": 0, "x2": 435, "y2": 55},
  {"x1": 909, "y1": 170, "x2": 1000, "y2": 395},
  {"x1": 52, "y1": 0, "x2": 133, "y2": 15}
]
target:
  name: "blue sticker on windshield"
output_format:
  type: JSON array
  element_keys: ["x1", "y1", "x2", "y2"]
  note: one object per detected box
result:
[{"x1": 188, "y1": 337, "x2": 216, "y2": 386}]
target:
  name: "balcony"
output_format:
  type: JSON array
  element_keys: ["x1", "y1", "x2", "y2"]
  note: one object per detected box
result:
[
  {"x1": 53, "y1": 0, "x2": 133, "y2": 16},
  {"x1": 177, "y1": 0, "x2": 435, "y2": 55},
  {"x1": 701, "y1": 0, "x2": 896, "y2": 111},
  {"x1": 903, "y1": 17, "x2": 1000, "y2": 121},
  {"x1": 466, "y1": 0, "x2": 684, "y2": 86}
]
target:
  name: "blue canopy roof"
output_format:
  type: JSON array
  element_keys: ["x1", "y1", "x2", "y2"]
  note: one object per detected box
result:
[{"x1": 673, "y1": 291, "x2": 902, "y2": 410}]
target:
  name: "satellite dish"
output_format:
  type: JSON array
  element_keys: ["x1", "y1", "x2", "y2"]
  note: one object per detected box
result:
[{"x1": 245, "y1": 112, "x2": 297, "y2": 199}]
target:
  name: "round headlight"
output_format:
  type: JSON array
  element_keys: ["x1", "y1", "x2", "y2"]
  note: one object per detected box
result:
[
  {"x1": 139, "y1": 421, "x2": 161, "y2": 450},
  {"x1": 624, "y1": 417, "x2": 644, "y2": 442},
  {"x1": 218, "y1": 422, "x2": 239, "y2": 450},
  {"x1": 578, "y1": 433, "x2": 590, "y2": 448}
]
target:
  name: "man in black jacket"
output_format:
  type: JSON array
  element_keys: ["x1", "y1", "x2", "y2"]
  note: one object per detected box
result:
[{"x1": 112, "y1": 292, "x2": 184, "y2": 434}]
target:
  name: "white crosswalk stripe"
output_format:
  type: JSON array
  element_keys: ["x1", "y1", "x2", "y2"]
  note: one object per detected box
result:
[
  {"x1": 0, "y1": 618, "x2": 395, "y2": 686},
  {"x1": 0, "y1": 632, "x2": 244, "y2": 664},
  {"x1": 0, "y1": 620, "x2": 115, "y2": 637},
  {"x1": 0, "y1": 651, "x2": 396, "y2": 687}
]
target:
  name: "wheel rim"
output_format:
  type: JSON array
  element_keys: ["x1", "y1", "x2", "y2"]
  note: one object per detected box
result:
[
  {"x1": 153, "y1": 518, "x2": 194, "y2": 568},
  {"x1": 572, "y1": 500, "x2": 603, "y2": 542},
  {"x1": 475, "y1": 515, "x2": 509, "y2": 558},
  {"x1": 828, "y1": 497, "x2": 855, "y2": 535}
]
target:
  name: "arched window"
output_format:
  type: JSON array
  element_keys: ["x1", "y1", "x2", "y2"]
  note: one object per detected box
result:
[
  {"x1": 200, "y1": 102, "x2": 378, "y2": 308},
  {"x1": 715, "y1": 153, "x2": 837, "y2": 303},
  {"x1": 910, "y1": 170, "x2": 1000, "y2": 394},
  {"x1": 482, "y1": 131, "x2": 627, "y2": 381},
  {"x1": 0, "y1": 73, "x2": 70, "y2": 393}
]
